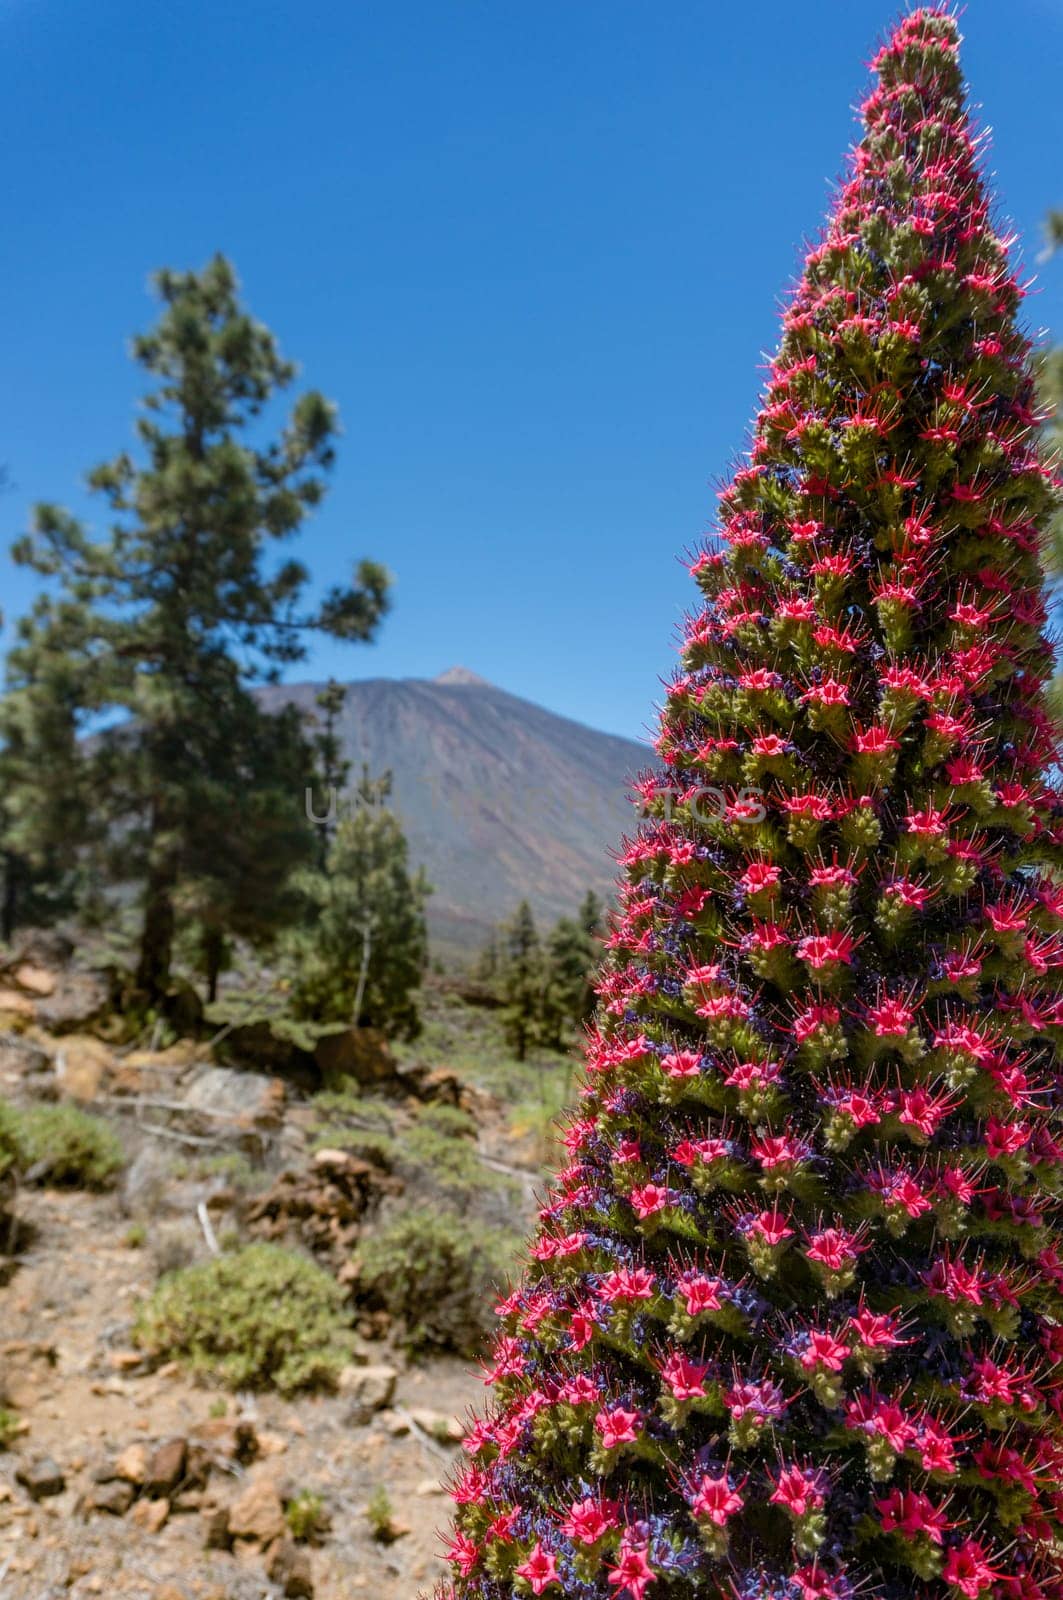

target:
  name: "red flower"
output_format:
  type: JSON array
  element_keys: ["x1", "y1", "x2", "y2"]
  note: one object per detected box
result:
[{"x1": 515, "y1": 1541, "x2": 560, "y2": 1595}]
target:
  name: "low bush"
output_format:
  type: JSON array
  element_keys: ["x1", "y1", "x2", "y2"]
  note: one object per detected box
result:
[
  {"x1": 134, "y1": 1242, "x2": 356, "y2": 1394},
  {"x1": 0, "y1": 1101, "x2": 23, "y2": 1184},
  {"x1": 355, "y1": 1208, "x2": 519, "y2": 1357},
  {"x1": 12, "y1": 1103, "x2": 124, "y2": 1189},
  {"x1": 286, "y1": 1489, "x2": 330, "y2": 1543}
]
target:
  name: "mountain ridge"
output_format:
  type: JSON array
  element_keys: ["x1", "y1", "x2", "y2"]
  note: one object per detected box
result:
[{"x1": 255, "y1": 672, "x2": 648, "y2": 956}]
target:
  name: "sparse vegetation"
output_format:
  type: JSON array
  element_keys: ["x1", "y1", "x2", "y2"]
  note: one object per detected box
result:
[
  {"x1": 11, "y1": 1103, "x2": 124, "y2": 1189},
  {"x1": 0, "y1": 1408, "x2": 19, "y2": 1449},
  {"x1": 356, "y1": 1208, "x2": 519, "y2": 1357},
  {"x1": 286, "y1": 1489, "x2": 330, "y2": 1543},
  {"x1": 134, "y1": 1242, "x2": 356, "y2": 1394},
  {"x1": 0, "y1": 1100, "x2": 23, "y2": 1183},
  {"x1": 366, "y1": 1485, "x2": 400, "y2": 1543}
]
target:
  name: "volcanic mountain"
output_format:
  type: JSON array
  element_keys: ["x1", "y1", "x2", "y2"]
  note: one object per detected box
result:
[{"x1": 256, "y1": 669, "x2": 647, "y2": 956}]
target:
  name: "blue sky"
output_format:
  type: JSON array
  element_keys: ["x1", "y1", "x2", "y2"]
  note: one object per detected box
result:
[{"x1": 1, "y1": 0, "x2": 1060, "y2": 742}]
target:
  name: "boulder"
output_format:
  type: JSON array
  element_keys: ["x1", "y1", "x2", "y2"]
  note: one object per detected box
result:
[
  {"x1": 35, "y1": 968, "x2": 112, "y2": 1033},
  {"x1": 313, "y1": 1026, "x2": 396, "y2": 1088},
  {"x1": 244, "y1": 1152, "x2": 399, "y2": 1268},
  {"x1": 0, "y1": 1033, "x2": 52, "y2": 1091},
  {"x1": 219, "y1": 1020, "x2": 315, "y2": 1085},
  {"x1": 113, "y1": 1443, "x2": 150, "y2": 1486},
  {"x1": 339, "y1": 1363, "x2": 398, "y2": 1416},
  {"x1": 15, "y1": 1455, "x2": 65, "y2": 1498},
  {"x1": 144, "y1": 1437, "x2": 187, "y2": 1497},
  {"x1": 266, "y1": 1536, "x2": 314, "y2": 1598},
  {"x1": 182, "y1": 1065, "x2": 286, "y2": 1131},
  {"x1": 228, "y1": 1477, "x2": 286, "y2": 1545},
  {"x1": 90, "y1": 1479, "x2": 135, "y2": 1516},
  {"x1": 202, "y1": 1503, "x2": 233, "y2": 1550},
  {"x1": 54, "y1": 1035, "x2": 113, "y2": 1102},
  {"x1": 129, "y1": 1497, "x2": 170, "y2": 1533},
  {"x1": 12, "y1": 964, "x2": 56, "y2": 997}
]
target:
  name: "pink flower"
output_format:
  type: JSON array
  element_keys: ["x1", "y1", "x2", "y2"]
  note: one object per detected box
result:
[
  {"x1": 942, "y1": 1538, "x2": 1002, "y2": 1598},
  {"x1": 607, "y1": 1538, "x2": 657, "y2": 1600},
  {"x1": 630, "y1": 1183, "x2": 670, "y2": 1218},
  {"x1": 677, "y1": 1270, "x2": 723, "y2": 1317},
  {"x1": 690, "y1": 1471, "x2": 744, "y2": 1524},
  {"x1": 594, "y1": 1406, "x2": 640, "y2": 1448},
  {"x1": 660, "y1": 1350, "x2": 711, "y2": 1400},
  {"x1": 515, "y1": 1540, "x2": 560, "y2": 1595},
  {"x1": 805, "y1": 1227, "x2": 865, "y2": 1270},
  {"x1": 848, "y1": 1307, "x2": 908, "y2": 1352},
  {"x1": 599, "y1": 1266, "x2": 656, "y2": 1305},
  {"x1": 770, "y1": 1462, "x2": 829, "y2": 1517},
  {"x1": 797, "y1": 931, "x2": 855, "y2": 969},
  {"x1": 746, "y1": 1207, "x2": 794, "y2": 1247},
  {"x1": 445, "y1": 1530, "x2": 480, "y2": 1576},
  {"x1": 851, "y1": 725, "x2": 899, "y2": 755},
  {"x1": 866, "y1": 996, "x2": 915, "y2": 1036},
  {"x1": 660, "y1": 1049, "x2": 701, "y2": 1079},
  {"x1": 799, "y1": 1330, "x2": 850, "y2": 1372},
  {"x1": 559, "y1": 1496, "x2": 620, "y2": 1545},
  {"x1": 876, "y1": 1487, "x2": 952, "y2": 1543}
]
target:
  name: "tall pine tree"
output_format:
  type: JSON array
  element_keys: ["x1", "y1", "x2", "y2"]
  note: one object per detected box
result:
[
  {"x1": 13, "y1": 256, "x2": 389, "y2": 999},
  {"x1": 439, "y1": 14, "x2": 1063, "y2": 1600}
]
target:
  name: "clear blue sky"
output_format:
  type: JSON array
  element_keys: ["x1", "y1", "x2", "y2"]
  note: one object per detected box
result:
[{"x1": 1, "y1": 0, "x2": 1060, "y2": 742}]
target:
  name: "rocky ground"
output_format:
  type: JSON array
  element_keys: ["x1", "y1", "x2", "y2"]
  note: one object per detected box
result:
[{"x1": 0, "y1": 949, "x2": 563, "y2": 1600}]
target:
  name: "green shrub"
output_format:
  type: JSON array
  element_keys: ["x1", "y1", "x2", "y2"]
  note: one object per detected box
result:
[
  {"x1": 0, "y1": 1408, "x2": 19, "y2": 1449},
  {"x1": 0, "y1": 1101, "x2": 23, "y2": 1185},
  {"x1": 133, "y1": 1242, "x2": 356, "y2": 1394},
  {"x1": 367, "y1": 1485, "x2": 399, "y2": 1542},
  {"x1": 286, "y1": 1489, "x2": 329, "y2": 1542},
  {"x1": 310, "y1": 1125, "x2": 397, "y2": 1167},
  {"x1": 13, "y1": 1104, "x2": 124, "y2": 1188},
  {"x1": 356, "y1": 1209, "x2": 519, "y2": 1357}
]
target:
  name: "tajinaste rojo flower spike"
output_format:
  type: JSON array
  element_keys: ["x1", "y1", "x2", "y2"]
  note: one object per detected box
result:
[{"x1": 433, "y1": 10, "x2": 1063, "y2": 1600}]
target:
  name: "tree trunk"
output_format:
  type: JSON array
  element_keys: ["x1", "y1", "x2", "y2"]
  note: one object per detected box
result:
[
  {"x1": 0, "y1": 851, "x2": 19, "y2": 945},
  {"x1": 202, "y1": 927, "x2": 225, "y2": 1005},
  {"x1": 352, "y1": 919, "x2": 373, "y2": 1028},
  {"x1": 136, "y1": 856, "x2": 178, "y2": 999}
]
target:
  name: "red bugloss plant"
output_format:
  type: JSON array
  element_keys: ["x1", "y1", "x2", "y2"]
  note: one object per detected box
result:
[{"x1": 438, "y1": 11, "x2": 1063, "y2": 1600}]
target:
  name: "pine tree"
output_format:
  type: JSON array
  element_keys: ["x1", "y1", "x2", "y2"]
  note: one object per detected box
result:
[
  {"x1": 291, "y1": 768, "x2": 431, "y2": 1039},
  {"x1": 439, "y1": 14, "x2": 1063, "y2": 1600},
  {"x1": 13, "y1": 256, "x2": 389, "y2": 999},
  {"x1": 499, "y1": 900, "x2": 544, "y2": 1063},
  {"x1": 307, "y1": 679, "x2": 352, "y2": 868},
  {"x1": 542, "y1": 895, "x2": 605, "y2": 1048},
  {"x1": 0, "y1": 601, "x2": 94, "y2": 939}
]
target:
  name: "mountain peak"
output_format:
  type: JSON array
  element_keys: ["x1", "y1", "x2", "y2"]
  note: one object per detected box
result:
[{"x1": 434, "y1": 665, "x2": 492, "y2": 687}]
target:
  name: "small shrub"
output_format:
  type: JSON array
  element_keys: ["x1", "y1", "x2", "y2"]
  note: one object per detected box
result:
[
  {"x1": 0, "y1": 1409, "x2": 19, "y2": 1449},
  {"x1": 367, "y1": 1485, "x2": 398, "y2": 1543},
  {"x1": 356, "y1": 1208, "x2": 519, "y2": 1357},
  {"x1": 310, "y1": 1125, "x2": 397, "y2": 1167},
  {"x1": 0, "y1": 1101, "x2": 23, "y2": 1184},
  {"x1": 133, "y1": 1242, "x2": 356, "y2": 1394},
  {"x1": 124, "y1": 1222, "x2": 147, "y2": 1249},
  {"x1": 208, "y1": 1397, "x2": 228, "y2": 1419},
  {"x1": 13, "y1": 1104, "x2": 124, "y2": 1189},
  {"x1": 286, "y1": 1489, "x2": 329, "y2": 1543}
]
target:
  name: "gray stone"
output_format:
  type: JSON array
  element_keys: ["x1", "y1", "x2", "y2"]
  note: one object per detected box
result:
[
  {"x1": 339, "y1": 1363, "x2": 398, "y2": 1418},
  {"x1": 182, "y1": 1065, "x2": 285, "y2": 1130},
  {"x1": 90, "y1": 1478, "x2": 136, "y2": 1515},
  {"x1": 15, "y1": 1455, "x2": 66, "y2": 1499}
]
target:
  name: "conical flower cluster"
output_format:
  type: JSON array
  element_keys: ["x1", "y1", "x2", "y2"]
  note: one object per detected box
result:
[{"x1": 438, "y1": 12, "x2": 1063, "y2": 1600}]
